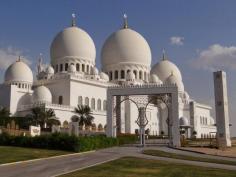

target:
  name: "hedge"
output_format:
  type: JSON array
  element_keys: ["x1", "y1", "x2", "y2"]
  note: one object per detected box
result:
[{"x1": 0, "y1": 133, "x2": 137, "y2": 152}]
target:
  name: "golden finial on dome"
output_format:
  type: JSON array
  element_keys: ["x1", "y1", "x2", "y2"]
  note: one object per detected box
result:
[
  {"x1": 162, "y1": 49, "x2": 167, "y2": 60},
  {"x1": 71, "y1": 13, "x2": 76, "y2": 27},
  {"x1": 123, "y1": 13, "x2": 128, "y2": 29},
  {"x1": 17, "y1": 56, "x2": 21, "y2": 62}
]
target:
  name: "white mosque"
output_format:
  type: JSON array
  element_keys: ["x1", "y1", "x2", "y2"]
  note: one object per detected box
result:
[{"x1": 0, "y1": 15, "x2": 216, "y2": 138}]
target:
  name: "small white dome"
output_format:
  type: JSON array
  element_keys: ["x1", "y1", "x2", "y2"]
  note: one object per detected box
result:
[
  {"x1": 101, "y1": 28, "x2": 151, "y2": 70},
  {"x1": 165, "y1": 73, "x2": 184, "y2": 91},
  {"x1": 151, "y1": 59, "x2": 182, "y2": 82},
  {"x1": 50, "y1": 26, "x2": 96, "y2": 64},
  {"x1": 150, "y1": 74, "x2": 162, "y2": 84},
  {"x1": 68, "y1": 64, "x2": 76, "y2": 73},
  {"x1": 99, "y1": 72, "x2": 109, "y2": 81},
  {"x1": 179, "y1": 117, "x2": 189, "y2": 126},
  {"x1": 126, "y1": 71, "x2": 135, "y2": 81},
  {"x1": 33, "y1": 86, "x2": 52, "y2": 103},
  {"x1": 46, "y1": 66, "x2": 54, "y2": 75},
  {"x1": 91, "y1": 67, "x2": 99, "y2": 75},
  {"x1": 4, "y1": 61, "x2": 33, "y2": 84}
]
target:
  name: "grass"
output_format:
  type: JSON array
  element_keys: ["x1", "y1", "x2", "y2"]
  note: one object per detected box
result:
[
  {"x1": 0, "y1": 146, "x2": 71, "y2": 164},
  {"x1": 143, "y1": 149, "x2": 236, "y2": 166},
  {"x1": 59, "y1": 157, "x2": 236, "y2": 177}
]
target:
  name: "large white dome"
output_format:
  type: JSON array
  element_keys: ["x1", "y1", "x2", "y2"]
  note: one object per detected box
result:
[
  {"x1": 101, "y1": 28, "x2": 151, "y2": 69},
  {"x1": 50, "y1": 26, "x2": 96, "y2": 64},
  {"x1": 4, "y1": 61, "x2": 33, "y2": 84},
  {"x1": 151, "y1": 59, "x2": 182, "y2": 82},
  {"x1": 33, "y1": 86, "x2": 52, "y2": 103}
]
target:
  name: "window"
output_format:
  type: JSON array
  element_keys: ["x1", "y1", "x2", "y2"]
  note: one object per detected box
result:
[
  {"x1": 115, "y1": 70, "x2": 118, "y2": 79},
  {"x1": 103, "y1": 100, "x2": 107, "y2": 111},
  {"x1": 87, "y1": 65, "x2": 89, "y2": 73},
  {"x1": 121, "y1": 70, "x2": 125, "y2": 79},
  {"x1": 60, "y1": 64, "x2": 63, "y2": 71},
  {"x1": 133, "y1": 70, "x2": 137, "y2": 79},
  {"x1": 78, "y1": 96, "x2": 83, "y2": 105},
  {"x1": 59, "y1": 96, "x2": 63, "y2": 105},
  {"x1": 76, "y1": 64, "x2": 80, "y2": 71},
  {"x1": 85, "y1": 97, "x2": 89, "y2": 106},
  {"x1": 56, "y1": 65, "x2": 58, "y2": 72},
  {"x1": 109, "y1": 71, "x2": 113, "y2": 80},
  {"x1": 139, "y1": 71, "x2": 142, "y2": 79},
  {"x1": 97, "y1": 99, "x2": 101, "y2": 110},
  {"x1": 91, "y1": 98, "x2": 95, "y2": 110},
  {"x1": 82, "y1": 64, "x2": 85, "y2": 72},
  {"x1": 65, "y1": 63, "x2": 69, "y2": 71}
]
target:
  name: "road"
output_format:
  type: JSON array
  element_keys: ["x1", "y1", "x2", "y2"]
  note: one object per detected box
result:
[{"x1": 0, "y1": 146, "x2": 235, "y2": 177}]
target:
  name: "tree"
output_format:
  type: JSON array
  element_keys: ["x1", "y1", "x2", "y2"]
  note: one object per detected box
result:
[
  {"x1": 28, "y1": 107, "x2": 59, "y2": 128},
  {"x1": 74, "y1": 105, "x2": 94, "y2": 128},
  {"x1": 0, "y1": 106, "x2": 10, "y2": 118}
]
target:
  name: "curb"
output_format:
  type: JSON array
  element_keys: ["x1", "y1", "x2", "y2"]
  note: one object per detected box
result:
[
  {"x1": 52, "y1": 157, "x2": 119, "y2": 177},
  {"x1": 0, "y1": 150, "x2": 96, "y2": 167}
]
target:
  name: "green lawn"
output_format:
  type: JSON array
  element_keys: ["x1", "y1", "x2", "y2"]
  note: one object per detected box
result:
[
  {"x1": 59, "y1": 157, "x2": 236, "y2": 177},
  {"x1": 0, "y1": 146, "x2": 71, "y2": 164},
  {"x1": 143, "y1": 149, "x2": 236, "y2": 166}
]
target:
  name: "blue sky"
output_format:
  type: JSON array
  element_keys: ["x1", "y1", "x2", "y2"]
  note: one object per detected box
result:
[{"x1": 0, "y1": 0, "x2": 236, "y2": 136}]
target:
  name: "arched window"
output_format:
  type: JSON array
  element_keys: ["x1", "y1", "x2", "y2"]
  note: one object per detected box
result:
[
  {"x1": 85, "y1": 97, "x2": 89, "y2": 106},
  {"x1": 98, "y1": 124, "x2": 103, "y2": 131},
  {"x1": 76, "y1": 64, "x2": 80, "y2": 71},
  {"x1": 121, "y1": 70, "x2": 125, "y2": 79},
  {"x1": 82, "y1": 64, "x2": 85, "y2": 72},
  {"x1": 65, "y1": 63, "x2": 69, "y2": 71},
  {"x1": 60, "y1": 64, "x2": 63, "y2": 71},
  {"x1": 59, "y1": 96, "x2": 63, "y2": 105},
  {"x1": 103, "y1": 100, "x2": 107, "y2": 111},
  {"x1": 115, "y1": 70, "x2": 118, "y2": 79},
  {"x1": 91, "y1": 98, "x2": 95, "y2": 110},
  {"x1": 56, "y1": 65, "x2": 58, "y2": 72},
  {"x1": 133, "y1": 70, "x2": 137, "y2": 79},
  {"x1": 139, "y1": 71, "x2": 142, "y2": 79},
  {"x1": 97, "y1": 99, "x2": 101, "y2": 110},
  {"x1": 87, "y1": 65, "x2": 89, "y2": 73},
  {"x1": 109, "y1": 71, "x2": 113, "y2": 80},
  {"x1": 92, "y1": 123, "x2": 96, "y2": 131},
  {"x1": 78, "y1": 96, "x2": 83, "y2": 105},
  {"x1": 19, "y1": 83, "x2": 21, "y2": 88}
]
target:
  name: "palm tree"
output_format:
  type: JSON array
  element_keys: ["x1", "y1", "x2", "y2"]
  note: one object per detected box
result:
[
  {"x1": 28, "y1": 107, "x2": 59, "y2": 128},
  {"x1": 74, "y1": 105, "x2": 94, "y2": 128}
]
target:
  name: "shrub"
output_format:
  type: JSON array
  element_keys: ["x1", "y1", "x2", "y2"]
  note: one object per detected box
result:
[
  {"x1": 117, "y1": 134, "x2": 138, "y2": 145},
  {"x1": 0, "y1": 133, "x2": 119, "y2": 152}
]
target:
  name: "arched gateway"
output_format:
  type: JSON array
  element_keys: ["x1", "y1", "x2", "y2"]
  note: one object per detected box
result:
[{"x1": 106, "y1": 83, "x2": 181, "y2": 147}]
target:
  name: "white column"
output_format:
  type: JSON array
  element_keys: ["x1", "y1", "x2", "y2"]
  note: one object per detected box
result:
[
  {"x1": 171, "y1": 91, "x2": 181, "y2": 147},
  {"x1": 106, "y1": 93, "x2": 115, "y2": 137},
  {"x1": 214, "y1": 71, "x2": 231, "y2": 147}
]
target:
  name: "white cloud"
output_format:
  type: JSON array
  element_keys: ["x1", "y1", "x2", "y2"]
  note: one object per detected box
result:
[
  {"x1": 0, "y1": 46, "x2": 31, "y2": 70},
  {"x1": 191, "y1": 44, "x2": 236, "y2": 71},
  {"x1": 170, "y1": 36, "x2": 184, "y2": 46}
]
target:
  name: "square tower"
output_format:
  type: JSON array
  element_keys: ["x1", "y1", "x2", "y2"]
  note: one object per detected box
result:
[{"x1": 213, "y1": 71, "x2": 231, "y2": 147}]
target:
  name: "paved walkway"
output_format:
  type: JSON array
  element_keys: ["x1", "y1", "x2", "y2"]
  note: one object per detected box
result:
[{"x1": 0, "y1": 146, "x2": 235, "y2": 177}]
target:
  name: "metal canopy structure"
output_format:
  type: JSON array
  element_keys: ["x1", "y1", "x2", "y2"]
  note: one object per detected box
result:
[{"x1": 106, "y1": 84, "x2": 181, "y2": 147}]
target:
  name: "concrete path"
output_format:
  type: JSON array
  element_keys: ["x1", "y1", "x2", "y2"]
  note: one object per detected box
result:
[{"x1": 0, "y1": 146, "x2": 235, "y2": 177}]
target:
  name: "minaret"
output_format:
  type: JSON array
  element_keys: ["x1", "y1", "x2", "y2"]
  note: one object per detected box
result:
[
  {"x1": 37, "y1": 53, "x2": 43, "y2": 74},
  {"x1": 213, "y1": 71, "x2": 231, "y2": 147}
]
